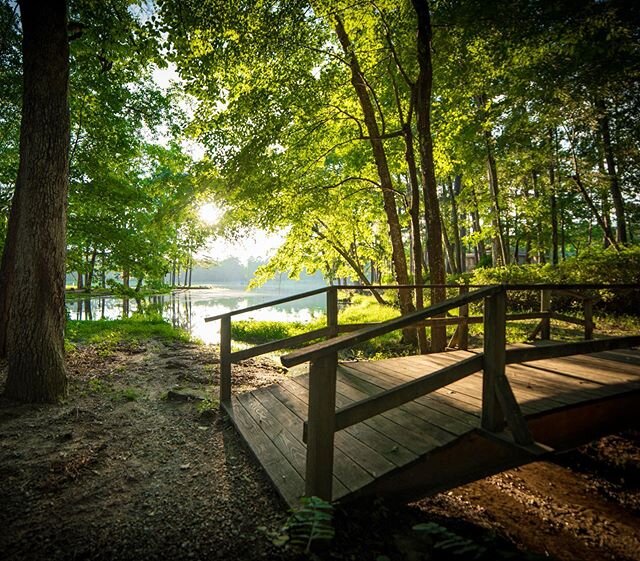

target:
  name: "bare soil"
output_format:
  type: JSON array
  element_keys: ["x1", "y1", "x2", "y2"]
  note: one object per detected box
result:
[{"x1": 1, "y1": 340, "x2": 639, "y2": 560}]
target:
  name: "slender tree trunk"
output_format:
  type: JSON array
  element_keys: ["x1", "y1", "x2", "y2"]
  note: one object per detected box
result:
[
  {"x1": 411, "y1": 0, "x2": 446, "y2": 351},
  {"x1": 333, "y1": 16, "x2": 414, "y2": 320},
  {"x1": 531, "y1": 170, "x2": 545, "y2": 264},
  {"x1": 548, "y1": 130, "x2": 559, "y2": 265},
  {"x1": 484, "y1": 129, "x2": 508, "y2": 265},
  {"x1": 401, "y1": 123, "x2": 428, "y2": 350},
  {"x1": 572, "y1": 173, "x2": 618, "y2": 248},
  {"x1": 77, "y1": 269, "x2": 84, "y2": 290},
  {"x1": 123, "y1": 268, "x2": 130, "y2": 290},
  {"x1": 597, "y1": 99, "x2": 627, "y2": 244},
  {"x1": 476, "y1": 93, "x2": 508, "y2": 265},
  {"x1": 2, "y1": 0, "x2": 69, "y2": 402},
  {"x1": 470, "y1": 185, "x2": 486, "y2": 263},
  {"x1": 313, "y1": 224, "x2": 387, "y2": 305},
  {"x1": 86, "y1": 248, "x2": 97, "y2": 292},
  {"x1": 447, "y1": 176, "x2": 463, "y2": 273}
]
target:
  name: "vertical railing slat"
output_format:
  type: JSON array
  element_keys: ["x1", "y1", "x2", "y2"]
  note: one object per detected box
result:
[
  {"x1": 220, "y1": 315, "x2": 232, "y2": 405},
  {"x1": 540, "y1": 289, "x2": 551, "y2": 340},
  {"x1": 326, "y1": 286, "x2": 338, "y2": 338},
  {"x1": 482, "y1": 289, "x2": 506, "y2": 432},
  {"x1": 459, "y1": 284, "x2": 469, "y2": 350},
  {"x1": 584, "y1": 298, "x2": 594, "y2": 340},
  {"x1": 305, "y1": 352, "x2": 338, "y2": 500}
]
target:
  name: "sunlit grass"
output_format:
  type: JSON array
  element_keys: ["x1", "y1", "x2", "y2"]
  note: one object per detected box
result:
[{"x1": 66, "y1": 315, "x2": 191, "y2": 347}]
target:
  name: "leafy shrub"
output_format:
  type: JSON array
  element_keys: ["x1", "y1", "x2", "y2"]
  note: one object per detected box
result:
[
  {"x1": 283, "y1": 496, "x2": 335, "y2": 554},
  {"x1": 464, "y1": 247, "x2": 640, "y2": 314}
]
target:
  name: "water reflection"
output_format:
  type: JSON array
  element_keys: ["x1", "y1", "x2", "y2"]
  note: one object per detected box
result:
[{"x1": 65, "y1": 285, "x2": 327, "y2": 344}]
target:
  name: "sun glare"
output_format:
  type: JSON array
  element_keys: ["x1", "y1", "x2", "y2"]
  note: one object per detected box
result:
[{"x1": 198, "y1": 203, "x2": 223, "y2": 225}]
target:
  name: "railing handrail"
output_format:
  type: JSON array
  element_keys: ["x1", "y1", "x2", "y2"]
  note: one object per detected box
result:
[
  {"x1": 332, "y1": 283, "x2": 639, "y2": 291},
  {"x1": 205, "y1": 282, "x2": 637, "y2": 323},
  {"x1": 204, "y1": 286, "x2": 330, "y2": 322},
  {"x1": 281, "y1": 285, "x2": 501, "y2": 367}
]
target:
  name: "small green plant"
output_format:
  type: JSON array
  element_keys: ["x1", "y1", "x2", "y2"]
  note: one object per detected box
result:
[
  {"x1": 196, "y1": 398, "x2": 219, "y2": 413},
  {"x1": 88, "y1": 378, "x2": 110, "y2": 394},
  {"x1": 282, "y1": 496, "x2": 335, "y2": 554},
  {"x1": 117, "y1": 387, "x2": 141, "y2": 401}
]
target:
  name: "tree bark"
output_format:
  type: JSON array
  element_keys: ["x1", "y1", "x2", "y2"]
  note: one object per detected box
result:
[
  {"x1": 447, "y1": 176, "x2": 463, "y2": 273},
  {"x1": 86, "y1": 248, "x2": 97, "y2": 292},
  {"x1": 411, "y1": 0, "x2": 447, "y2": 351},
  {"x1": 1, "y1": 0, "x2": 69, "y2": 402},
  {"x1": 548, "y1": 129, "x2": 559, "y2": 265},
  {"x1": 333, "y1": 16, "x2": 414, "y2": 319},
  {"x1": 470, "y1": 185, "x2": 486, "y2": 263},
  {"x1": 597, "y1": 99, "x2": 627, "y2": 244},
  {"x1": 484, "y1": 128, "x2": 509, "y2": 265},
  {"x1": 401, "y1": 123, "x2": 428, "y2": 351}
]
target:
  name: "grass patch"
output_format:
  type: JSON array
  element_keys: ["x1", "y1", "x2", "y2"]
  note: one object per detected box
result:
[
  {"x1": 66, "y1": 315, "x2": 191, "y2": 346},
  {"x1": 87, "y1": 378, "x2": 142, "y2": 402},
  {"x1": 230, "y1": 320, "x2": 319, "y2": 344}
]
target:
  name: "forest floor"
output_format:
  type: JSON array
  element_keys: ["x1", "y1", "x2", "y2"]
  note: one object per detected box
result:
[{"x1": 1, "y1": 338, "x2": 639, "y2": 561}]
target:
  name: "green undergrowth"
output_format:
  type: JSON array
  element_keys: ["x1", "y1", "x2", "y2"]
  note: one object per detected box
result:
[{"x1": 66, "y1": 314, "x2": 191, "y2": 350}]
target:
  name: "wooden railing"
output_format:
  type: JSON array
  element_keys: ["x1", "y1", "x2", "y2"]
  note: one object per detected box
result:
[
  {"x1": 204, "y1": 286, "x2": 336, "y2": 405},
  {"x1": 205, "y1": 282, "x2": 638, "y2": 500},
  {"x1": 273, "y1": 283, "x2": 638, "y2": 501},
  {"x1": 206, "y1": 283, "x2": 627, "y2": 406}
]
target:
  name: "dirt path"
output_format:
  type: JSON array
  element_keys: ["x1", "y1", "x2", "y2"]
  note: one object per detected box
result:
[{"x1": 1, "y1": 341, "x2": 639, "y2": 560}]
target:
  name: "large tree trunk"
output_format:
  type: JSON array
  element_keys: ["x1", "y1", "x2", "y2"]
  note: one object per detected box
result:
[
  {"x1": 333, "y1": 16, "x2": 414, "y2": 320},
  {"x1": 1, "y1": 0, "x2": 69, "y2": 402},
  {"x1": 411, "y1": 0, "x2": 447, "y2": 352}
]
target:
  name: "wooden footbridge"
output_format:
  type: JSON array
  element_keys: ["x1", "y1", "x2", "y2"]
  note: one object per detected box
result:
[{"x1": 205, "y1": 284, "x2": 640, "y2": 507}]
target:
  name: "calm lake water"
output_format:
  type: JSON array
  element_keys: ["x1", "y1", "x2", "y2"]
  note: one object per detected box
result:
[{"x1": 65, "y1": 283, "x2": 327, "y2": 344}]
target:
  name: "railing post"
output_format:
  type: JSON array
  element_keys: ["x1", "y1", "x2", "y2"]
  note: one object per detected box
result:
[
  {"x1": 540, "y1": 289, "x2": 551, "y2": 340},
  {"x1": 305, "y1": 352, "x2": 338, "y2": 501},
  {"x1": 220, "y1": 315, "x2": 232, "y2": 406},
  {"x1": 326, "y1": 286, "x2": 339, "y2": 338},
  {"x1": 482, "y1": 288, "x2": 506, "y2": 432},
  {"x1": 584, "y1": 298, "x2": 594, "y2": 340},
  {"x1": 459, "y1": 285, "x2": 469, "y2": 350}
]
